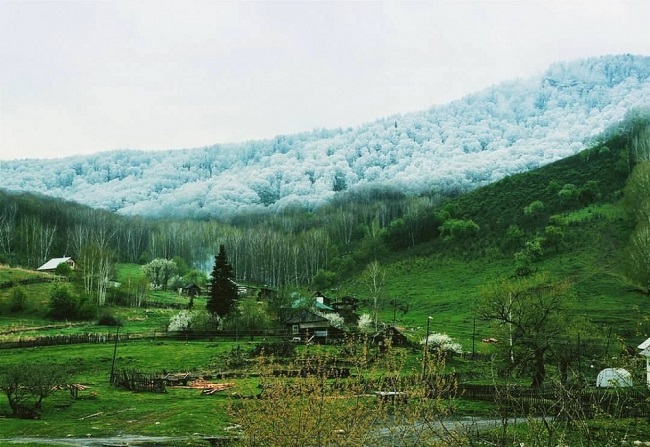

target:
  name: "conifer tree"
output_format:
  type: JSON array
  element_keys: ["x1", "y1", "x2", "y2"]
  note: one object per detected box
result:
[{"x1": 207, "y1": 245, "x2": 237, "y2": 317}]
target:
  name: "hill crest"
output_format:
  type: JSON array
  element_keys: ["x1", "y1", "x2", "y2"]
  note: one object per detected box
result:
[{"x1": 1, "y1": 54, "x2": 649, "y2": 219}]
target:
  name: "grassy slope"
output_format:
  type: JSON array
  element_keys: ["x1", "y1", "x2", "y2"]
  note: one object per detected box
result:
[{"x1": 342, "y1": 137, "x2": 647, "y2": 350}]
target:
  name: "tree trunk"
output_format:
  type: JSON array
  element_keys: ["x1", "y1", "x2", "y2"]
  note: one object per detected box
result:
[{"x1": 532, "y1": 348, "x2": 546, "y2": 388}]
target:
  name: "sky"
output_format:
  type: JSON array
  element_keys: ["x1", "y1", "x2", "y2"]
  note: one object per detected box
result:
[{"x1": 1, "y1": 0, "x2": 649, "y2": 161}]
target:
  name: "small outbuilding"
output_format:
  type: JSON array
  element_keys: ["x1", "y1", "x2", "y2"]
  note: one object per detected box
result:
[
  {"x1": 181, "y1": 283, "x2": 202, "y2": 297},
  {"x1": 372, "y1": 326, "x2": 409, "y2": 348},
  {"x1": 596, "y1": 368, "x2": 633, "y2": 388}
]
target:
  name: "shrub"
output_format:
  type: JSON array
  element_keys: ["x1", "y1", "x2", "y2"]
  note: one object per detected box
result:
[
  {"x1": 54, "y1": 262, "x2": 72, "y2": 277},
  {"x1": 358, "y1": 313, "x2": 373, "y2": 331},
  {"x1": 249, "y1": 340, "x2": 296, "y2": 358},
  {"x1": 48, "y1": 284, "x2": 80, "y2": 320},
  {"x1": 97, "y1": 312, "x2": 121, "y2": 327},
  {"x1": 439, "y1": 218, "x2": 480, "y2": 241},
  {"x1": 9, "y1": 287, "x2": 27, "y2": 313}
]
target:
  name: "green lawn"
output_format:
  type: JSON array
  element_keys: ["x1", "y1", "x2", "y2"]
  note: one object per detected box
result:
[{"x1": 0, "y1": 339, "x2": 244, "y2": 439}]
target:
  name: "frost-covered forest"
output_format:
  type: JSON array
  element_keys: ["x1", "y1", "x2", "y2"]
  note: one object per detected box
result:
[{"x1": 2, "y1": 54, "x2": 650, "y2": 219}]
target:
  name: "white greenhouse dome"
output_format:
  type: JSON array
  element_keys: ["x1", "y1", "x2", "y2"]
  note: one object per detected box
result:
[{"x1": 596, "y1": 368, "x2": 633, "y2": 388}]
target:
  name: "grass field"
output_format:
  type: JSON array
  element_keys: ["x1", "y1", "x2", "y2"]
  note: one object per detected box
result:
[{"x1": 0, "y1": 339, "x2": 245, "y2": 440}]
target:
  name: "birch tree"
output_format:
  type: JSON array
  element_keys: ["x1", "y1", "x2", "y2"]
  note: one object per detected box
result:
[
  {"x1": 362, "y1": 260, "x2": 386, "y2": 331},
  {"x1": 0, "y1": 201, "x2": 17, "y2": 259}
]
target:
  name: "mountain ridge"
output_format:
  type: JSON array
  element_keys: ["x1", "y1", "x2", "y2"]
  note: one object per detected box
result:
[{"x1": 1, "y1": 53, "x2": 649, "y2": 219}]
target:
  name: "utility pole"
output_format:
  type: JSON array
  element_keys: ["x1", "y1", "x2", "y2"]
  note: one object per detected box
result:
[
  {"x1": 577, "y1": 332, "x2": 582, "y2": 381},
  {"x1": 472, "y1": 317, "x2": 476, "y2": 360},
  {"x1": 110, "y1": 324, "x2": 120, "y2": 384},
  {"x1": 421, "y1": 316, "x2": 432, "y2": 381}
]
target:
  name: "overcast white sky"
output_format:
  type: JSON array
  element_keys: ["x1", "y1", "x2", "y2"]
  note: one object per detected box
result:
[{"x1": 1, "y1": 0, "x2": 649, "y2": 161}]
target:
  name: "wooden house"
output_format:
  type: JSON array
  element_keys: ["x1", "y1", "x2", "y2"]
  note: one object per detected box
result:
[
  {"x1": 372, "y1": 326, "x2": 410, "y2": 348},
  {"x1": 332, "y1": 296, "x2": 360, "y2": 325},
  {"x1": 181, "y1": 283, "x2": 202, "y2": 297},
  {"x1": 37, "y1": 256, "x2": 77, "y2": 273},
  {"x1": 285, "y1": 310, "x2": 345, "y2": 343},
  {"x1": 236, "y1": 284, "x2": 277, "y2": 301},
  {"x1": 312, "y1": 291, "x2": 332, "y2": 307},
  {"x1": 332, "y1": 296, "x2": 359, "y2": 313}
]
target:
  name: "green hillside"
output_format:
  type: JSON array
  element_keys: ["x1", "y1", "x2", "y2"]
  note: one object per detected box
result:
[{"x1": 339, "y1": 123, "x2": 647, "y2": 351}]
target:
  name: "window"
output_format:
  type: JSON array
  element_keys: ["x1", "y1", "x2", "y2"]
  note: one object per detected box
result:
[{"x1": 292, "y1": 324, "x2": 299, "y2": 335}]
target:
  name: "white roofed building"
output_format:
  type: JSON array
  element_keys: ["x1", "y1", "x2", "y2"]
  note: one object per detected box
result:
[{"x1": 37, "y1": 257, "x2": 77, "y2": 273}]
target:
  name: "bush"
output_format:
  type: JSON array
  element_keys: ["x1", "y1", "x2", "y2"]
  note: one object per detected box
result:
[
  {"x1": 54, "y1": 262, "x2": 72, "y2": 277},
  {"x1": 249, "y1": 340, "x2": 296, "y2": 358},
  {"x1": 97, "y1": 312, "x2": 121, "y2": 327},
  {"x1": 9, "y1": 287, "x2": 27, "y2": 313},
  {"x1": 48, "y1": 284, "x2": 77, "y2": 320},
  {"x1": 439, "y1": 218, "x2": 480, "y2": 241},
  {"x1": 48, "y1": 284, "x2": 92, "y2": 320}
]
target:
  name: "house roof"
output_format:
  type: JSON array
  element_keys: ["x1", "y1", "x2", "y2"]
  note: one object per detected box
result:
[
  {"x1": 372, "y1": 326, "x2": 406, "y2": 337},
  {"x1": 37, "y1": 257, "x2": 73, "y2": 271},
  {"x1": 638, "y1": 337, "x2": 650, "y2": 351},
  {"x1": 285, "y1": 310, "x2": 329, "y2": 325},
  {"x1": 291, "y1": 297, "x2": 334, "y2": 312}
]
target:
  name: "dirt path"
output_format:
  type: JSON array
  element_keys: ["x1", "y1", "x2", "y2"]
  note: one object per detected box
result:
[
  {"x1": 0, "y1": 417, "x2": 531, "y2": 446},
  {"x1": 0, "y1": 435, "x2": 197, "y2": 446}
]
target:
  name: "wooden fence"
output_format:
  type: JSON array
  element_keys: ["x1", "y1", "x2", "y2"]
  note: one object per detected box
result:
[
  {"x1": 0, "y1": 332, "x2": 136, "y2": 349},
  {"x1": 0, "y1": 330, "x2": 296, "y2": 350},
  {"x1": 111, "y1": 369, "x2": 166, "y2": 393},
  {"x1": 458, "y1": 383, "x2": 650, "y2": 418},
  {"x1": 0, "y1": 276, "x2": 59, "y2": 290}
]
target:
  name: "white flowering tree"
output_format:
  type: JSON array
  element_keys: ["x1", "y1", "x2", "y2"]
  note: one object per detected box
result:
[
  {"x1": 357, "y1": 313, "x2": 373, "y2": 332},
  {"x1": 421, "y1": 332, "x2": 463, "y2": 356},
  {"x1": 319, "y1": 312, "x2": 345, "y2": 329},
  {"x1": 168, "y1": 310, "x2": 220, "y2": 334},
  {"x1": 168, "y1": 310, "x2": 193, "y2": 332}
]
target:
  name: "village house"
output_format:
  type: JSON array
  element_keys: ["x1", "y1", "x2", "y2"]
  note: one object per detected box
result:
[
  {"x1": 312, "y1": 291, "x2": 332, "y2": 307},
  {"x1": 331, "y1": 295, "x2": 360, "y2": 325},
  {"x1": 372, "y1": 326, "x2": 410, "y2": 348},
  {"x1": 180, "y1": 283, "x2": 202, "y2": 297},
  {"x1": 37, "y1": 256, "x2": 77, "y2": 273},
  {"x1": 285, "y1": 309, "x2": 345, "y2": 344}
]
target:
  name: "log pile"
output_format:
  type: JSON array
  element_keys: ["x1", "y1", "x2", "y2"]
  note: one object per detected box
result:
[{"x1": 172, "y1": 379, "x2": 235, "y2": 395}]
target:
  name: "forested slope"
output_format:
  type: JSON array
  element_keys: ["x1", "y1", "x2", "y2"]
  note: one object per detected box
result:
[{"x1": 2, "y1": 54, "x2": 650, "y2": 219}]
